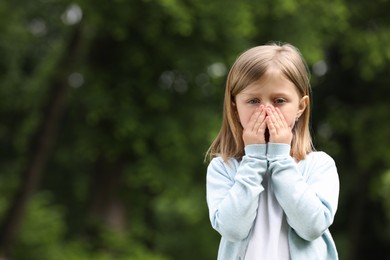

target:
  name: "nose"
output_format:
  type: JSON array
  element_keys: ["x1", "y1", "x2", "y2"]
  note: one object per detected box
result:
[{"x1": 261, "y1": 100, "x2": 273, "y2": 107}]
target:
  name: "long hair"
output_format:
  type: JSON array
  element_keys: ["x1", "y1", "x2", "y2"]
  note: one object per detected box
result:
[{"x1": 206, "y1": 42, "x2": 314, "y2": 162}]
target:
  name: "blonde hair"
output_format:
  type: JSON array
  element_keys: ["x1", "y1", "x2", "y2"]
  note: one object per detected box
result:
[{"x1": 207, "y1": 42, "x2": 314, "y2": 162}]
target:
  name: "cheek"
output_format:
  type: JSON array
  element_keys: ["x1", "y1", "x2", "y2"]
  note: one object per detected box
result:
[
  {"x1": 280, "y1": 109, "x2": 296, "y2": 127},
  {"x1": 242, "y1": 117, "x2": 252, "y2": 129},
  {"x1": 237, "y1": 109, "x2": 254, "y2": 129},
  {"x1": 285, "y1": 114, "x2": 295, "y2": 126}
]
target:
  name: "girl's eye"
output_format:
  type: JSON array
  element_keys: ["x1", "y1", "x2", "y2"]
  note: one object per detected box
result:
[
  {"x1": 274, "y1": 98, "x2": 286, "y2": 104},
  {"x1": 248, "y1": 99, "x2": 260, "y2": 104}
]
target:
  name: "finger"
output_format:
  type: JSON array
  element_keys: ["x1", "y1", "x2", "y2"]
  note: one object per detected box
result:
[
  {"x1": 265, "y1": 116, "x2": 276, "y2": 139},
  {"x1": 274, "y1": 107, "x2": 288, "y2": 127},
  {"x1": 254, "y1": 106, "x2": 266, "y2": 131},
  {"x1": 267, "y1": 106, "x2": 280, "y2": 129},
  {"x1": 251, "y1": 105, "x2": 265, "y2": 131},
  {"x1": 256, "y1": 115, "x2": 267, "y2": 135},
  {"x1": 247, "y1": 109, "x2": 261, "y2": 131}
]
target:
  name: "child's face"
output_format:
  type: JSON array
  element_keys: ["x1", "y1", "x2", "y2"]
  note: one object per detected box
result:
[{"x1": 234, "y1": 69, "x2": 308, "y2": 132}]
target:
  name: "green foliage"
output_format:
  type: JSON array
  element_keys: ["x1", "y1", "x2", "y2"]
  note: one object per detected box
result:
[
  {"x1": 8, "y1": 192, "x2": 170, "y2": 260},
  {"x1": 12, "y1": 192, "x2": 68, "y2": 259},
  {"x1": 1, "y1": 0, "x2": 390, "y2": 259}
]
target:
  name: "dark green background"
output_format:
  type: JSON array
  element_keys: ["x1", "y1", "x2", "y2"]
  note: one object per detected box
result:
[{"x1": 1, "y1": 0, "x2": 390, "y2": 259}]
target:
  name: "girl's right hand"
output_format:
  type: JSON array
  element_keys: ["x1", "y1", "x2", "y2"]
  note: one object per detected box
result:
[{"x1": 242, "y1": 105, "x2": 267, "y2": 146}]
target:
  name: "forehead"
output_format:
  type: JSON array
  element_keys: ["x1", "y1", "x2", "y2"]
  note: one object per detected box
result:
[{"x1": 239, "y1": 69, "x2": 298, "y2": 96}]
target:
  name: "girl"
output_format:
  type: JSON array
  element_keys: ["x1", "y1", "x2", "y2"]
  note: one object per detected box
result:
[{"x1": 206, "y1": 43, "x2": 339, "y2": 260}]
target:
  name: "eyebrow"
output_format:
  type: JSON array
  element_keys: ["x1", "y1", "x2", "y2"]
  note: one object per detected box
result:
[{"x1": 239, "y1": 91, "x2": 291, "y2": 96}]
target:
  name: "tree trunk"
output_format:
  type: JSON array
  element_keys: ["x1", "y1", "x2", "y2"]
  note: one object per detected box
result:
[
  {"x1": 85, "y1": 155, "x2": 127, "y2": 235},
  {"x1": 0, "y1": 25, "x2": 83, "y2": 256},
  {"x1": 347, "y1": 175, "x2": 369, "y2": 260}
]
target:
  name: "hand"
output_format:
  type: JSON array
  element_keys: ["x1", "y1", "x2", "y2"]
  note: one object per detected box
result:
[
  {"x1": 242, "y1": 105, "x2": 267, "y2": 146},
  {"x1": 266, "y1": 105, "x2": 293, "y2": 144}
]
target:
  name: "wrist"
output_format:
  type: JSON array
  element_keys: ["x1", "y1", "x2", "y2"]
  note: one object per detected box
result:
[
  {"x1": 267, "y1": 143, "x2": 290, "y2": 157},
  {"x1": 244, "y1": 144, "x2": 267, "y2": 158}
]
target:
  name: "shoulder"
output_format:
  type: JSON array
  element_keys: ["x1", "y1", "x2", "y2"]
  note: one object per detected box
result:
[
  {"x1": 304, "y1": 151, "x2": 336, "y2": 166},
  {"x1": 299, "y1": 151, "x2": 338, "y2": 180},
  {"x1": 207, "y1": 156, "x2": 240, "y2": 180}
]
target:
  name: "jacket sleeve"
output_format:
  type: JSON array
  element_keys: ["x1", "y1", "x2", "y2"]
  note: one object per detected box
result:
[
  {"x1": 206, "y1": 144, "x2": 267, "y2": 242},
  {"x1": 268, "y1": 143, "x2": 339, "y2": 241}
]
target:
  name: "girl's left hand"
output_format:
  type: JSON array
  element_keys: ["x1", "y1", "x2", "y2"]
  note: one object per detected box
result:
[{"x1": 266, "y1": 105, "x2": 293, "y2": 144}]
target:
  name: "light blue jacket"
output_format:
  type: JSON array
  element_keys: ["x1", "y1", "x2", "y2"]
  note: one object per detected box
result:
[{"x1": 206, "y1": 143, "x2": 339, "y2": 260}]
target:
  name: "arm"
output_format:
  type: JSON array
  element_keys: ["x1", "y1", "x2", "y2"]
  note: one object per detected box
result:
[
  {"x1": 268, "y1": 143, "x2": 339, "y2": 241},
  {"x1": 206, "y1": 144, "x2": 267, "y2": 241}
]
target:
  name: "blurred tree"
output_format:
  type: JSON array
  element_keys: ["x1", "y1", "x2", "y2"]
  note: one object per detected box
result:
[
  {"x1": 1, "y1": 0, "x2": 390, "y2": 259},
  {"x1": 312, "y1": 1, "x2": 390, "y2": 257},
  {"x1": 0, "y1": 22, "x2": 84, "y2": 255}
]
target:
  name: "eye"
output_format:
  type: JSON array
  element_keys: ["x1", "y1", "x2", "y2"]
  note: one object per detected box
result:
[
  {"x1": 248, "y1": 98, "x2": 260, "y2": 105},
  {"x1": 274, "y1": 98, "x2": 287, "y2": 104}
]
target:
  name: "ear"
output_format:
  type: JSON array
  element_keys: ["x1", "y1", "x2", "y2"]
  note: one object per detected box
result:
[
  {"x1": 231, "y1": 98, "x2": 236, "y2": 109},
  {"x1": 231, "y1": 95, "x2": 236, "y2": 105},
  {"x1": 297, "y1": 95, "x2": 309, "y2": 118}
]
